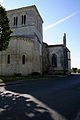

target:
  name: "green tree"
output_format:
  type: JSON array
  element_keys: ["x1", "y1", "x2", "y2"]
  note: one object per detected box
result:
[
  {"x1": 72, "y1": 68, "x2": 78, "y2": 73},
  {"x1": 78, "y1": 69, "x2": 80, "y2": 73},
  {"x1": 0, "y1": 5, "x2": 12, "y2": 51}
]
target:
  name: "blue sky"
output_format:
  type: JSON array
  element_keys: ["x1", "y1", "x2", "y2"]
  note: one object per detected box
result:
[{"x1": 1, "y1": 0, "x2": 80, "y2": 68}]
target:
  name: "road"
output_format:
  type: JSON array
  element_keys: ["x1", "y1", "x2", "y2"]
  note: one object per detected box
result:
[{"x1": 0, "y1": 74, "x2": 80, "y2": 120}]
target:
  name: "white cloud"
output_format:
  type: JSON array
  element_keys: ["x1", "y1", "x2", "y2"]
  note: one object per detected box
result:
[
  {"x1": 44, "y1": 12, "x2": 78, "y2": 33},
  {"x1": 0, "y1": 0, "x2": 4, "y2": 5}
]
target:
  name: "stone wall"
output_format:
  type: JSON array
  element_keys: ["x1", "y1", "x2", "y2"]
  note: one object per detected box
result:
[
  {"x1": 0, "y1": 5, "x2": 43, "y2": 75},
  {"x1": 48, "y1": 46, "x2": 71, "y2": 74},
  {"x1": 0, "y1": 36, "x2": 42, "y2": 75},
  {"x1": 48, "y1": 45, "x2": 65, "y2": 74},
  {"x1": 0, "y1": 6, "x2": 71, "y2": 76},
  {"x1": 42, "y1": 43, "x2": 49, "y2": 73},
  {"x1": 7, "y1": 5, "x2": 43, "y2": 44}
]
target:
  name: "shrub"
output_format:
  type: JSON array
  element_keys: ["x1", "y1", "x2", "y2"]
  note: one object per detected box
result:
[
  {"x1": 78, "y1": 69, "x2": 80, "y2": 73},
  {"x1": 31, "y1": 72, "x2": 40, "y2": 76},
  {"x1": 14, "y1": 73, "x2": 22, "y2": 77},
  {"x1": 72, "y1": 68, "x2": 78, "y2": 73}
]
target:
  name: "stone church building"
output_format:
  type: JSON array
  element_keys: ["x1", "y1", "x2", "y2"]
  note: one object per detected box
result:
[{"x1": 0, "y1": 5, "x2": 71, "y2": 75}]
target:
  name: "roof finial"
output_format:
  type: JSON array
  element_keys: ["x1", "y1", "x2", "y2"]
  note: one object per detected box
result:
[{"x1": 63, "y1": 33, "x2": 66, "y2": 47}]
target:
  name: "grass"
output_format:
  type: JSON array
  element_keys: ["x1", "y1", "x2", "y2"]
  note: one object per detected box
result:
[
  {"x1": 0, "y1": 79, "x2": 3, "y2": 83},
  {"x1": 0, "y1": 73, "x2": 73, "y2": 84},
  {"x1": 0, "y1": 74, "x2": 64, "y2": 84},
  {"x1": 0, "y1": 75, "x2": 41, "y2": 83}
]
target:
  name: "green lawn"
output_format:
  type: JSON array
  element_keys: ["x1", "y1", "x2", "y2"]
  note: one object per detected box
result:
[{"x1": 0, "y1": 74, "x2": 71, "y2": 84}]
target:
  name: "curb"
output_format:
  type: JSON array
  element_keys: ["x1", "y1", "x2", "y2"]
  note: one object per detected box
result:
[{"x1": 0, "y1": 79, "x2": 27, "y2": 87}]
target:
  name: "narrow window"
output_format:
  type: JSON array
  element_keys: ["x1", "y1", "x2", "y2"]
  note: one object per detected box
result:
[
  {"x1": 14, "y1": 17, "x2": 16, "y2": 25},
  {"x1": 22, "y1": 55, "x2": 25, "y2": 64},
  {"x1": 52, "y1": 54, "x2": 57, "y2": 67},
  {"x1": 7, "y1": 55, "x2": 10, "y2": 64},
  {"x1": 21, "y1": 15, "x2": 26, "y2": 25},
  {"x1": 22, "y1": 15, "x2": 23, "y2": 24},
  {"x1": 14, "y1": 17, "x2": 18, "y2": 26},
  {"x1": 24, "y1": 15, "x2": 26, "y2": 24},
  {"x1": 16, "y1": 17, "x2": 18, "y2": 26}
]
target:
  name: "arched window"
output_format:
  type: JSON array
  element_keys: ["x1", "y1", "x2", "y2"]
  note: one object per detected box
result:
[
  {"x1": 21, "y1": 15, "x2": 26, "y2": 25},
  {"x1": 21, "y1": 15, "x2": 23, "y2": 24},
  {"x1": 14, "y1": 16, "x2": 18, "y2": 26},
  {"x1": 22, "y1": 55, "x2": 25, "y2": 64},
  {"x1": 16, "y1": 17, "x2": 18, "y2": 26},
  {"x1": 7, "y1": 54, "x2": 10, "y2": 64},
  {"x1": 24, "y1": 15, "x2": 26, "y2": 24},
  {"x1": 52, "y1": 54, "x2": 57, "y2": 67},
  {"x1": 14, "y1": 17, "x2": 16, "y2": 25}
]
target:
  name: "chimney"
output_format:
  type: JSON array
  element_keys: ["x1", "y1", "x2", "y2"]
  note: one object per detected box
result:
[{"x1": 63, "y1": 33, "x2": 66, "y2": 47}]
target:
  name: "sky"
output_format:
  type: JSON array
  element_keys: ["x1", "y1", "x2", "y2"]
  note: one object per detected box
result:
[{"x1": 0, "y1": 0, "x2": 80, "y2": 68}]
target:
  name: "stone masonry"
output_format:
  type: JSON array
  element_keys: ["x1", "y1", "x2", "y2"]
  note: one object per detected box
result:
[{"x1": 0, "y1": 5, "x2": 71, "y2": 75}]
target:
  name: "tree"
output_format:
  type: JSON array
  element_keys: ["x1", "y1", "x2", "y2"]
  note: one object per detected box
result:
[
  {"x1": 0, "y1": 5, "x2": 12, "y2": 51},
  {"x1": 72, "y1": 68, "x2": 78, "y2": 73},
  {"x1": 78, "y1": 69, "x2": 80, "y2": 73}
]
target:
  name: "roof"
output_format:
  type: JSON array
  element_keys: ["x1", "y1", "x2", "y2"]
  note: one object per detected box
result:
[
  {"x1": 48, "y1": 44, "x2": 70, "y2": 52},
  {"x1": 66, "y1": 47, "x2": 70, "y2": 52},
  {"x1": 7, "y1": 5, "x2": 43, "y2": 23},
  {"x1": 48, "y1": 44, "x2": 64, "y2": 47}
]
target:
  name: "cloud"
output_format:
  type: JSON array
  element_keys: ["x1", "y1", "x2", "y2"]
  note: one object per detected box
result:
[
  {"x1": 0, "y1": 0, "x2": 4, "y2": 5},
  {"x1": 44, "y1": 11, "x2": 78, "y2": 33}
]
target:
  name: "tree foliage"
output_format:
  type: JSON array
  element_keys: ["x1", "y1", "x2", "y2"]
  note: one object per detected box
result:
[
  {"x1": 78, "y1": 69, "x2": 80, "y2": 73},
  {"x1": 0, "y1": 6, "x2": 12, "y2": 51},
  {"x1": 72, "y1": 68, "x2": 78, "y2": 73}
]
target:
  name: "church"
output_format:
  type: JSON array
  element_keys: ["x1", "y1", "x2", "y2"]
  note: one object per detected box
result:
[{"x1": 0, "y1": 5, "x2": 71, "y2": 75}]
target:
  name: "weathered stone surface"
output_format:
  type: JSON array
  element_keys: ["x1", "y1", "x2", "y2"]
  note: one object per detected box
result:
[
  {"x1": 0, "y1": 6, "x2": 43, "y2": 75},
  {"x1": 42, "y1": 44, "x2": 71, "y2": 75},
  {"x1": 42, "y1": 43, "x2": 49, "y2": 73},
  {"x1": 0, "y1": 5, "x2": 71, "y2": 75}
]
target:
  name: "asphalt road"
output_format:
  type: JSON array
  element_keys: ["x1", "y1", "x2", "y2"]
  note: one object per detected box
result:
[{"x1": 0, "y1": 74, "x2": 80, "y2": 120}]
